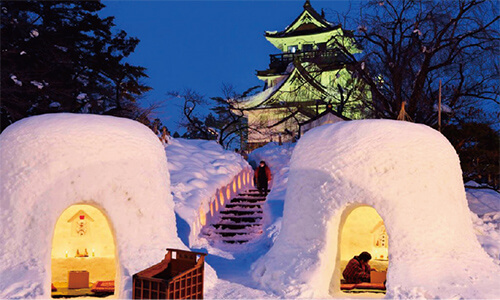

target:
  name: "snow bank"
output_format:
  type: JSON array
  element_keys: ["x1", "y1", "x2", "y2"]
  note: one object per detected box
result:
[
  {"x1": 248, "y1": 142, "x2": 295, "y2": 243},
  {"x1": 0, "y1": 114, "x2": 185, "y2": 298},
  {"x1": 467, "y1": 187, "x2": 500, "y2": 215},
  {"x1": 467, "y1": 187, "x2": 500, "y2": 265},
  {"x1": 251, "y1": 120, "x2": 500, "y2": 298},
  {"x1": 166, "y1": 138, "x2": 249, "y2": 246}
]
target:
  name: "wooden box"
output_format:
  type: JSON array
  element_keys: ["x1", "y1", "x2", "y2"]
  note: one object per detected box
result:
[
  {"x1": 68, "y1": 270, "x2": 89, "y2": 289},
  {"x1": 133, "y1": 249, "x2": 207, "y2": 299},
  {"x1": 370, "y1": 271, "x2": 387, "y2": 283}
]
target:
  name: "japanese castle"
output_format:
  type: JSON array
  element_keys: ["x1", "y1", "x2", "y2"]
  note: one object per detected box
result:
[{"x1": 240, "y1": 0, "x2": 368, "y2": 150}]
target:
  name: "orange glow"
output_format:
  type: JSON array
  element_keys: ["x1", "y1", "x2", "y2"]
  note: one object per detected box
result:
[
  {"x1": 210, "y1": 201, "x2": 214, "y2": 217},
  {"x1": 219, "y1": 190, "x2": 225, "y2": 206},
  {"x1": 226, "y1": 185, "x2": 231, "y2": 199},
  {"x1": 233, "y1": 181, "x2": 237, "y2": 193},
  {"x1": 199, "y1": 207, "x2": 206, "y2": 226}
]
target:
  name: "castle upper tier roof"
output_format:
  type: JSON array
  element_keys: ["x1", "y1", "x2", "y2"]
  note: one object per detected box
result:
[{"x1": 265, "y1": 0, "x2": 342, "y2": 38}]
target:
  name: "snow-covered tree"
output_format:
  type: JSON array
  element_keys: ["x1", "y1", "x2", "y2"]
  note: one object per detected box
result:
[{"x1": 1, "y1": 1, "x2": 151, "y2": 131}]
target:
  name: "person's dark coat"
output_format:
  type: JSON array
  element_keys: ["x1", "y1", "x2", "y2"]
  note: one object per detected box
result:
[
  {"x1": 342, "y1": 256, "x2": 371, "y2": 284},
  {"x1": 254, "y1": 165, "x2": 271, "y2": 183}
]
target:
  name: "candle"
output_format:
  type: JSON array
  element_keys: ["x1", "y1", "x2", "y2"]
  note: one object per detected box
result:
[
  {"x1": 65, "y1": 251, "x2": 68, "y2": 258},
  {"x1": 92, "y1": 249, "x2": 95, "y2": 257}
]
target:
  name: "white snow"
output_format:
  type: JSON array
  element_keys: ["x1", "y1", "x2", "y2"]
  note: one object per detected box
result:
[
  {"x1": 0, "y1": 113, "x2": 186, "y2": 298},
  {"x1": 433, "y1": 103, "x2": 452, "y2": 113},
  {"x1": 237, "y1": 75, "x2": 287, "y2": 109},
  {"x1": 10, "y1": 74, "x2": 22, "y2": 86},
  {"x1": 30, "y1": 80, "x2": 44, "y2": 89},
  {"x1": 30, "y1": 29, "x2": 39, "y2": 38},
  {"x1": 54, "y1": 45, "x2": 68, "y2": 52},
  {"x1": 165, "y1": 138, "x2": 248, "y2": 246},
  {"x1": 1, "y1": 114, "x2": 499, "y2": 299},
  {"x1": 49, "y1": 101, "x2": 61, "y2": 108},
  {"x1": 251, "y1": 120, "x2": 500, "y2": 298},
  {"x1": 77, "y1": 93, "x2": 87, "y2": 101}
]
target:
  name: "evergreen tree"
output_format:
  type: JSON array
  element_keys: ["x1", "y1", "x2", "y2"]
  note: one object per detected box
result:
[{"x1": 1, "y1": 1, "x2": 151, "y2": 131}]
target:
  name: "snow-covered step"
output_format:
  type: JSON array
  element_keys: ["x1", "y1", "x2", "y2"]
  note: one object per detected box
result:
[
  {"x1": 238, "y1": 193, "x2": 268, "y2": 197},
  {"x1": 230, "y1": 197, "x2": 266, "y2": 203},
  {"x1": 216, "y1": 219, "x2": 263, "y2": 225},
  {"x1": 220, "y1": 216, "x2": 263, "y2": 223},
  {"x1": 227, "y1": 202, "x2": 264, "y2": 207},
  {"x1": 217, "y1": 230, "x2": 262, "y2": 238},
  {"x1": 225, "y1": 203, "x2": 263, "y2": 209},
  {"x1": 221, "y1": 239, "x2": 250, "y2": 244},
  {"x1": 220, "y1": 207, "x2": 263, "y2": 215},
  {"x1": 206, "y1": 186, "x2": 270, "y2": 244}
]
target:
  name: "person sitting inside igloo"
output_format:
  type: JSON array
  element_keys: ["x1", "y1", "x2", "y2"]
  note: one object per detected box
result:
[{"x1": 342, "y1": 251, "x2": 373, "y2": 284}]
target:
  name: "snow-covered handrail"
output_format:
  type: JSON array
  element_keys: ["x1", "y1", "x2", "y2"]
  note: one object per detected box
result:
[{"x1": 190, "y1": 167, "x2": 254, "y2": 245}]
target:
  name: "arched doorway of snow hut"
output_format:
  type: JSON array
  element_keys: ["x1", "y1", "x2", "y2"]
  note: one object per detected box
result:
[
  {"x1": 51, "y1": 204, "x2": 117, "y2": 297},
  {"x1": 330, "y1": 205, "x2": 388, "y2": 296}
]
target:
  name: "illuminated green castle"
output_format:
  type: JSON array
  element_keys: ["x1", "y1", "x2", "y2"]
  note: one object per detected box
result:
[{"x1": 240, "y1": 0, "x2": 369, "y2": 150}]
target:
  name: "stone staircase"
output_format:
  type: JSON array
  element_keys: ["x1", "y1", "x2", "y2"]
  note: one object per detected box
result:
[{"x1": 208, "y1": 189, "x2": 269, "y2": 244}]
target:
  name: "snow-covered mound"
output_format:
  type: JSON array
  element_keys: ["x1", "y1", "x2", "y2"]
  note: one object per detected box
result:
[
  {"x1": 251, "y1": 120, "x2": 500, "y2": 299},
  {"x1": 0, "y1": 114, "x2": 185, "y2": 298},
  {"x1": 166, "y1": 138, "x2": 248, "y2": 245}
]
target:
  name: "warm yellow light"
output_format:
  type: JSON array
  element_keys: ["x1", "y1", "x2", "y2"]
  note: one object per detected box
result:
[
  {"x1": 215, "y1": 197, "x2": 219, "y2": 211},
  {"x1": 226, "y1": 185, "x2": 231, "y2": 199},
  {"x1": 51, "y1": 204, "x2": 116, "y2": 286},
  {"x1": 340, "y1": 206, "x2": 388, "y2": 269},
  {"x1": 219, "y1": 190, "x2": 225, "y2": 206},
  {"x1": 199, "y1": 207, "x2": 206, "y2": 226},
  {"x1": 210, "y1": 201, "x2": 214, "y2": 217},
  {"x1": 238, "y1": 176, "x2": 242, "y2": 189}
]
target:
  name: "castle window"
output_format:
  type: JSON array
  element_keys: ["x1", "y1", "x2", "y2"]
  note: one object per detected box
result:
[
  {"x1": 288, "y1": 45, "x2": 298, "y2": 53},
  {"x1": 303, "y1": 44, "x2": 313, "y2": 51}
]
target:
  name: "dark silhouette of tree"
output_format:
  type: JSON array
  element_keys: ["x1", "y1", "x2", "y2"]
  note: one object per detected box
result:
[
  {"x1": 443, "y1": 122, "x2": 499, "y2": 188},
  {"x1": 1, "y1": 1, "x2": 152, "y2": 131},
  {"x1": 330, "y1": 0, "x2": 499, "y2": 125},
  {"x1": 170, "y1": 84, "x2": 260, "y2": 149}
]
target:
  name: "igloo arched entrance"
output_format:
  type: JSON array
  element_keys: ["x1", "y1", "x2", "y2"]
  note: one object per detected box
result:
[
  {"x1": 51, "y1": 204, "x2": 117, "y2": 297},
  {"x1": 252, "y1": 120, "x2": 500, "y2": 299},
  {"x1": 331, "y1": 204, "x2": 388, "y2": 296},
  {"x1": 0, "y1": 114, "x2": 187, "y2": 298}
]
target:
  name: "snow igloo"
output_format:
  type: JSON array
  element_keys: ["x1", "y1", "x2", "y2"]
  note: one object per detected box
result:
[
  {"x1": 252, "y1": 120, "x2": 500, "y2": 299},
  {"x1": 0, "y1": 114, "x2": 185, "y2": 298}
]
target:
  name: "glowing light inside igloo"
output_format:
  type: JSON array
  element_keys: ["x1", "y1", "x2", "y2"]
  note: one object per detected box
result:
[
  {"x1": 51, "y1": 204, "x2": 116, "y2": 296},
  {"x1": 339, "y1": 206, "x2": 388, "y2": 283}
]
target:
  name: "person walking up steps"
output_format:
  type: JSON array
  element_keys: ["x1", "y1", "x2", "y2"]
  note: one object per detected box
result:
[{"x1": 254, "y1": 161, "x2": 271, "y2": 196}]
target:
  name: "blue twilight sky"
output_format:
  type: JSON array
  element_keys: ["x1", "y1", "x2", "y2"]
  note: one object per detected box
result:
[{"x1": 100, "y1": 0, "x2": 358, "y2": 133}]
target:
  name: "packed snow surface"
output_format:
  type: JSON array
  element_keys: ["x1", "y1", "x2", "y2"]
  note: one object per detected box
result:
[
  {"x1": 1, "y1": 115, "x2": 499, "y2": 299},
  {"x1": 165, "y1": 138, "x2": 248, "y2": 246},
  {"x1": 0, "y1": 114, "x2": 185, "y2": 298},
  {"x1": 251, "y1": 120, "x2": 500, "y2": 299}
]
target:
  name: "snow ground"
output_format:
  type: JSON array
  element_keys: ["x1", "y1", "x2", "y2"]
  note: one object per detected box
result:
[
  {"x1": 1, "y1": 120, "x2": 497, "y2": 298},
  {"x1": 165, "y1": 138, "x2": 248, "y2": 247},
  {"x1": 166, "y1": 140, "x2": 294, "y2": 298},
  {"x1": 178, "y1": 140, "x2": 500, "y2": 299}
]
